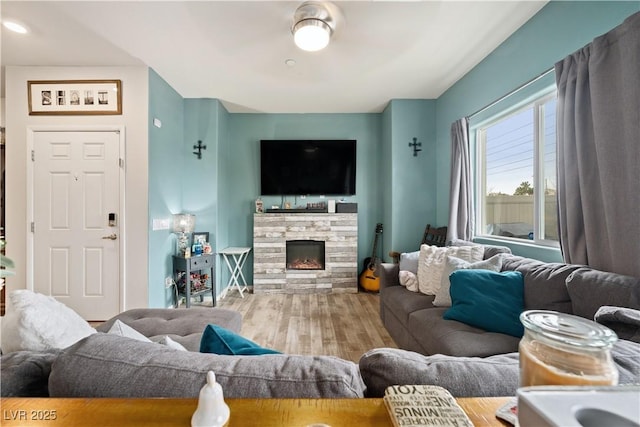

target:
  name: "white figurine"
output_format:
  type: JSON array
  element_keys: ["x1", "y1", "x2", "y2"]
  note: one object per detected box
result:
[{"x1": 191, "y1": 371, "x2": 230, "y2": 427}]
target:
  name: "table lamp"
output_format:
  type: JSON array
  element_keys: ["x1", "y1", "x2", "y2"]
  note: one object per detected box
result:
[{"x1": 172, "y1": 213, "x2": 195, "y2": 256}]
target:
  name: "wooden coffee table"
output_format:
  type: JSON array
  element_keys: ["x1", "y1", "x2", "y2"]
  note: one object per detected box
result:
[{"x1": 1, "y1": 397, "x2": 512, "y2": 426}]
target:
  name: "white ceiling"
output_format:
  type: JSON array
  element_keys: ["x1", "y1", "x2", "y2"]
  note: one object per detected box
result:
[{"x1": 1, "y1": 1, "x2": 547, "y2": 113}]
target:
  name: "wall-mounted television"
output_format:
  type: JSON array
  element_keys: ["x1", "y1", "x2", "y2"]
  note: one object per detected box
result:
[{"x1": 260, "y1": 140, "x2": 356, "y2": 196}]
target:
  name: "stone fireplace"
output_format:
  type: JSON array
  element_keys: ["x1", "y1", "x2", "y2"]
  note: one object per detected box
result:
[{"x1": 253, "y1": 213, "x2": 358, "y2": 293}]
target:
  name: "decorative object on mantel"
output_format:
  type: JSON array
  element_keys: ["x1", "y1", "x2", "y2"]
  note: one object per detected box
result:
[
  {"x1": 306, "y1": 201, "x2": 327, "y2": 210},
  {"x1": 172, "y1": 213, "x2": 196, "y2": 256},
  {"x1": 255, "y1": 198, "x2": 264, "y2": 213},
  {"x1": 191, "y1": 371, "x2": 230, "y2": 427},
  {"x1": 27, "y1": 80, "x2": 122, "y2": 115},
  {"x1": 409, "y1": 137, "x2": 422, "y2": 157},
  {"x1": 193, "y1": 140, "x2": 207, "y2": 159}
]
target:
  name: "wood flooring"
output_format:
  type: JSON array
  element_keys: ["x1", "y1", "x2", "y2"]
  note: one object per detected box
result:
[{"x1": 216, "y1": 291, "x2": 397, "y2": 363}]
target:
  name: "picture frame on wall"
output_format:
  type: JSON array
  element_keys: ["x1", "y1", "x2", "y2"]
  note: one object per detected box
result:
[{"x1": 27, "y1": 79, "x2": 122, "y2": 115}]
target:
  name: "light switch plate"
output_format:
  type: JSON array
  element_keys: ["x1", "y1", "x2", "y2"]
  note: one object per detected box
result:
[{"x1": 152, "y1": 218, "x2": 170, "y2": 230}]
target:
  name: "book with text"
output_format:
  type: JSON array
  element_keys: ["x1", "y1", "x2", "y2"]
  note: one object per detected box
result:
[{"x1": 384, "y1": 385, "x2": 474, "y2": 427}]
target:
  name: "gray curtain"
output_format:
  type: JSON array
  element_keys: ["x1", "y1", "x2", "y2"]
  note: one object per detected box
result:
[
  {"x1": 555, "y1": 11, "x2": 640, "y2": 277},
  {"x1": 447, "y1": 117, "x2": 473, "y2": 242}
]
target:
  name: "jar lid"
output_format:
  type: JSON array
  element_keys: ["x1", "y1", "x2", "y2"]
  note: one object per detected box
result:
[{"x1": 520, "y1": 310, "x2": 617, "y2": 349}]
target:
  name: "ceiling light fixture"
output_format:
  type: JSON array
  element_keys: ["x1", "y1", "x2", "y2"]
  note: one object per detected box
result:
[
  {"x1": 292, "y1": 1, "x2": 336, "y2": 52},
  {"x1": 2, "y1": 20, "x2": 29, "y2": 34}
]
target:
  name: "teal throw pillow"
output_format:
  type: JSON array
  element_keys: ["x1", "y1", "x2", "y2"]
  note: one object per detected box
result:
[
  {"x1": 200, "y1": 324, "x2": 281, "y2": 355},
  {"x1": 443, "y1": 270, "x2": 525, "y2": 338}
]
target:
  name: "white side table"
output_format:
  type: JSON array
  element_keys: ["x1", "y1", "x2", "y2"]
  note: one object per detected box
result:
[{"x1": 218, "y1": 247, "x2": 251, "y2": 299}]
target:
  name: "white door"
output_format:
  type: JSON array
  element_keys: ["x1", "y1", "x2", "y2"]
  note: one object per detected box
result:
[{"x1": 32, "y1": 130, "x2": 121, "y2": 320}]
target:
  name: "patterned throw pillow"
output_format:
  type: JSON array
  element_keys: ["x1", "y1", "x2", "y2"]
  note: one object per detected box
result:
[
  {"x1": 417, "y1": 245, "x2": 484, "y2": 295},
  {"x1": 433, "y1": 254, "x2": 505, "y2": 307}
]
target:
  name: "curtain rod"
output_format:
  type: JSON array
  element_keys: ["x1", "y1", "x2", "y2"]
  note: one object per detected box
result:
[{"x1": 466, "y1": 67, "x2": 555, "y2": 120}]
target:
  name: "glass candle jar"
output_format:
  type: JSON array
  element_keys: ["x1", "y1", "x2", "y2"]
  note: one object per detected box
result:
[{"x1": 519, "y1": 310, "x2": 618, "y2": 387}]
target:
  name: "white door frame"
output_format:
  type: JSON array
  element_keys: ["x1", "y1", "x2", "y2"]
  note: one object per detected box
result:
[{"x1": 26, "y1": 125, "x2": 127, "y2": 312}]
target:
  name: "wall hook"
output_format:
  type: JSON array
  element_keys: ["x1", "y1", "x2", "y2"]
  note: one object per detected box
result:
[
  {"x1": 193, "y1": 140, "x2": 207, "y2": 159},
  {"x1": 409, "y1": 137, "x2": 422, "y2": 157}
]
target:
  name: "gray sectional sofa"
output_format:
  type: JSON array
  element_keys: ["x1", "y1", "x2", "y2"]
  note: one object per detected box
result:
[
  {"x1": 360, "y1": 244, "x2": 640, "y2": 397},
  {"x1": 378, "y1": 249, "x2": 590, "y2": 358},
  {"x1": 2, "y1": 307, "x2": 365, "y2": 399},
  {"x1": 4, "y1": 252, "x2": 639, "y2": 400}
]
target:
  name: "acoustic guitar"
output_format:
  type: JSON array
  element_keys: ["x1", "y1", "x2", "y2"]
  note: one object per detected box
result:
[{"x1": 359, "y1": 223, "x2": 384, "y2": 292}]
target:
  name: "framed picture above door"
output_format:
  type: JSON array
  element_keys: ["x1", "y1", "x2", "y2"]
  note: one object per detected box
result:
[{"x1": 27, "y1": 80, "x2": 122, "y2": 116}]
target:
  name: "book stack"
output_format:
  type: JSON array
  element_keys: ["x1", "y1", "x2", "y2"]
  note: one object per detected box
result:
[{"x1": 384, "y1": 385, "x2": 473, "y2": 427}]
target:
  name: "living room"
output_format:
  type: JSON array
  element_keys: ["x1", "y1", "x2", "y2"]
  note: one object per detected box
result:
[
  {"x1": 2, "y1": 2, "x2": 640, "y2": 424},
  {"x1": 3, "y1": 1, "x2": 637, "y2": 314}
]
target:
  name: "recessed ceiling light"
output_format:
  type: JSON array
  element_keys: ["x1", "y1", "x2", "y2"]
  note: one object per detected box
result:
[{"x1": 3, "y1": 20, "x2": 29, "y2": 34}]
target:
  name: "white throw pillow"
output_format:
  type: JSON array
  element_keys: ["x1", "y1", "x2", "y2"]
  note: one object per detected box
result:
[
  {"x1": 1, "y1": 289, "x2": 96, "y2": 353},
  {"x1": 158, "y1": 335, "x2": 188, "y2": 351},
  {"x1": 107, "y1": 321, "x2": 187, "y2": 351},
  {"x1": 398, "y1": 270, "x2": 419, "y2": 292},
  {"x1": 417, "y1": 244, "x2": 484, "y2": 295},
  {"x1": 433, "y1": 254, "x2": 505, "y2": 307},
  {"x1": 107, "y1": 319, "x2": 151, "y2": 342}
]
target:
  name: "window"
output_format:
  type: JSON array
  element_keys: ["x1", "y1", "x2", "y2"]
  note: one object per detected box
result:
[{"x1": 475, "y1": 92, "x2": 558, "y2": 246}]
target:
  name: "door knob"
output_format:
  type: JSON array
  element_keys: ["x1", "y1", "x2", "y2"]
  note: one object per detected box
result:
[{"x1": 102, "y1": 233, "x2": 117, "y2": 240}]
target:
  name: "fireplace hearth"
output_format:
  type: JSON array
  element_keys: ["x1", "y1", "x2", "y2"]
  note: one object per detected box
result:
[
  {"x1": 286, "y1": 240, "x2": 325, "y2": 270},
  {"x1": 253, "y1": 213, "x2": 358, "y2": 293}
]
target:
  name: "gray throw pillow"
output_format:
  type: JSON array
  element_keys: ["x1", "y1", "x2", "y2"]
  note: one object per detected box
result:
[
  {"x1": 1, "y1": 350, "x2": 61, "y2": 397},
  {"x1": 567, "y1": 268, "x2": 640, "y2": 320},
  {"x1": 49, "y1": 333, "x2": 365, "y2": 398},
  {"x1": 500, "y1": 255, "x2": 578, "y2": 313},
  {"x1": 359, "y1": 341, "x2": 640, "y2": 398},
  {"x1": 399, "y1": 251, "x2": 420, "y2": 274},
  {"x1": 610, "y1": 339, "x2": 640, "y2": 385},
  {"x1": 359, "y1": 347, "x2": 520, "y2": 398},
  {"x1": 595, "y1": 306, "x2": 640, "y2": 343}
]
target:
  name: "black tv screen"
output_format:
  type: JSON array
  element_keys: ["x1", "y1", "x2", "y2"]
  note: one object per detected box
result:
[{"x1": 260, "y1": 140, "x2": 357, "y2": 196}]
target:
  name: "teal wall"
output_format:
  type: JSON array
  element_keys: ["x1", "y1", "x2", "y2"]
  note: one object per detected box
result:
[
  {"x1": 214, "y1": 104, "x2": 231, "y2": 293},
  {"x1": 148, "y1": 69, "x2": 185, "y2": 307},
  {"x1": 434, "y1": 1, "x2": 639, "y2": 262},
  {"x1": 225, "y1": 114, "x2": 383, "y2": 277},
  {"x1": 382, "y1": 100, "x2": 437, "y2": 260},
  {"x1": 182, "y1": 99, "x2": 224, "y2": 294},
  {"x1": 146, "y1": 2, "x2": 639, "y2": 305},
  {"x1": 381, "y1": 106, "x2": 394, "y2": 262}
]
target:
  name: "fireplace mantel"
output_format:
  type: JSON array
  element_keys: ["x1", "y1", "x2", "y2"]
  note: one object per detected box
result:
[{"x1": 253, "y1": 213, "x2": 358, "y2": 293}]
